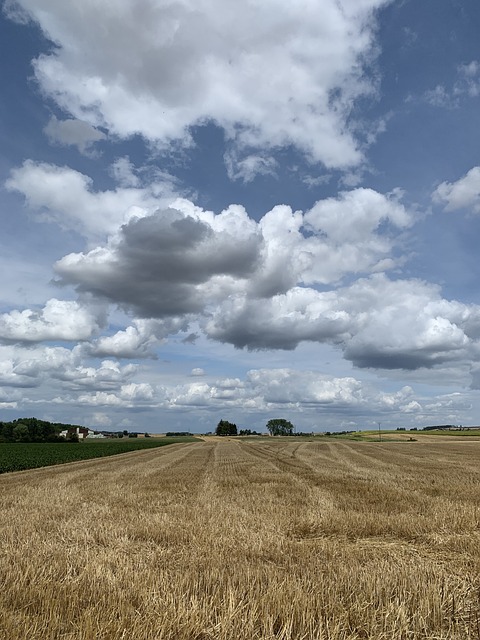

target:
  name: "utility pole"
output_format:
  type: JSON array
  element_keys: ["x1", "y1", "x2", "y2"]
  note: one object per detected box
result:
[{"x1": 378, "y1": 421, "x2": 382, "y2": 442}]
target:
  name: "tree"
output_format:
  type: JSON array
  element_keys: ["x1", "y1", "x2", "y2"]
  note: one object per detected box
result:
[
  {"x1": 266, "y1": 418, "x2": 294, "y2": 436},
  {"x1": 215, "y1": 420, "x2": 238, "y2": 436},
  {"x1": 239, "y1": 429, "x2": 261, "y2": 436},
  {"x1": 12, "y1": 423, "x2": 30, "y2": 442}
]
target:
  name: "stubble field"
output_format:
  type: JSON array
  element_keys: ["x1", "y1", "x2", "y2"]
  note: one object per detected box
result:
[{"x1": 0, "y1": 438, "x2": 479, "y2": 639}]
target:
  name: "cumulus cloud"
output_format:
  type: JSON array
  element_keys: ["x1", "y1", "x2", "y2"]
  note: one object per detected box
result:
[
  {"x1": 10, "y1": 0, "x2": 390, "y2": 173},
  {"x1": 44, "y1": 115, "x2": 106, "y2": 154},
  {"x1": 53, "y1": 189, "x2": 411, "y2": 317},
  {"x1": 148, "y1": 369, "x2": 479, "y2": 428},
  {"x1": 0, "y1": 299, "x2": 100, "y2": 344},
  {"x1": 5, "y1": 169, "x2": 480, "y2": 375},
  {"x1": 0, "y1": 345, "x2": 138, "y2": 398},
  {"x1": 43, "y1": 188, "x2": 480, "y2": 372},
  {"x1": 245, "y1": 369, "x2": 365, "y2": 408},
  {"x1": 339, "y1": 276, "x2": 475, "y2": 369},
  {"x1": 55, "y1": 204, "x2": 263, "y2": 316},
  {"x1": 6, "y1": 160, "x2": 180, "y2": 239},
  {"x1": 207, "y1": 274, "x2": 480, "y2": 370},
  {"x1": 161, "y1": 368, "x2": 429, "y2": 422},
  {"x1": 53, "y1": 360, "x2": 137, "y2": 391},
  {"x1": 77, "y1": 383, "x2": 155, "y2": 407},
  {"x1": 89, "y1": 318, "x2": 188, "y2": 359},
  {"x1": 433, "y1": 166, "x2": 480, "y2": 214},
  {"x1": 0, "y1": 333, "x2": 474, "y2": 426},
  {"x1": 0, "y1": 358, "x2": 41, "y2": 388}
]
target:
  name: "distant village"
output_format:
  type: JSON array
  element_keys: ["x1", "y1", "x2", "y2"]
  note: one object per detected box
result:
[{"x1": 58, "y1": 426, "x2": 149, "y2": 440}]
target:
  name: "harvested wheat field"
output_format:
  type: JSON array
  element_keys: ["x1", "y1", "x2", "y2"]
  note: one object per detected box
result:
[{"x1": 1, "y1": 439, "x2": 480, "y2": 640}]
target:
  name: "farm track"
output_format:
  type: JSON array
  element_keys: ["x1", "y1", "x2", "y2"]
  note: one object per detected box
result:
[{"x1": 0, "y1": 439, "x2": 480, "y2": 639}]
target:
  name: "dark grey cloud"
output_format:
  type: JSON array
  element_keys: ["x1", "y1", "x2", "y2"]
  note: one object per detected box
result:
[
  {"x1": 343, "y1": 347, "x2": 458, "y2": 371},
  {"x1": 55, "y1": 208, "x2": 262, "y2": 317},
  {"x1": 205, "y1": 289, "x2": 350, "y2": 351}
]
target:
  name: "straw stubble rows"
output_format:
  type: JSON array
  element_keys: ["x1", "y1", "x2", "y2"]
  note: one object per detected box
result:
[{"x1": 0, "y1": 439, "x2": 479, "y2": 639}]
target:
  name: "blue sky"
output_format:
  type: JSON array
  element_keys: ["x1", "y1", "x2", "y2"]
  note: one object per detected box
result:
[{"x1": 2, "y1": 0, "x2": 480, "y2": 433}]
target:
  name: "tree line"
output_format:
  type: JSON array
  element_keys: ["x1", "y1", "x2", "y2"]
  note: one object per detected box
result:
[
  {"x1": 215, "y1": 418, "x2": 294, "y2": 436},
  {"x1": 0, "y1": 418, "x2": 81, "y2": 443}
]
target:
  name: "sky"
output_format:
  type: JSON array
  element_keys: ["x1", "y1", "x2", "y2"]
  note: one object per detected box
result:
[{"x1": 1, "y1": 0, "x2": 480, "y2": 433}]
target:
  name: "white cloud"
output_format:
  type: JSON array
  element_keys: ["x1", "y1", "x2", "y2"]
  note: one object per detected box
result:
[
  {"x1": 91, "y1": 412, "x2": 113, "y2": 427},
  {"x1": 44, "y1": 115, "x2": 106, "y2": 154},
  {"x1": 433, "y1": 166, "x2": 480, "y2": 214},
  {"x1": 12, "y1": 0, "x2": 389, "y2": 172},
  {"x1": 10, "y1": 346, "x2": 79, "y2": 381},
  {"x1": 0, "y1": 345, "x2": 138, "y2": 398},
  {"x1": 90, "y1": 324, "x2": 156, "y2": 359},
  {"x1": 246, "y1": 369, "x2": 365, "y2": 408},
  {"x1": 0, "y1": 357, "x2": 40, "y2": 388},
  {"x1": 422, "y1": 61, "x2": 480, "y2": 109},
  {"x1": 110, "y1": 157, "x2": 141, "y2": 188},
  {"x1": 339, "y1": 275, "x2": 474, "y2": 369},
  {"x1": 423, "y1": 85, "x2": 456, "y2": 109},
  {"x1": 224, "y1": 152, "x2": 277, "y2": 183},
  {"x1": 157, "y1": 368, "x2": 430, "y2": 423},
  {"x1": 6, "y1": 160, "x2": 180, "y2": 240},
  {"x1": 455, "y1": 60, "x2": 480, "y2": 98},
  {"x1": 78, "y1": 383, "x2": 154, "y2": 407},
  {"x1": 54, "y1": 359, "x2": 138, "y2": 391},
  {"x1": 306, "y1": 188, "x2": 410, "y2": 242},
  {"x1": 89, "y1": 318, "x2": 187, "y2": 359},
  {"x1": 0, "y1": 299, "x2": 100, "y2": 344}
]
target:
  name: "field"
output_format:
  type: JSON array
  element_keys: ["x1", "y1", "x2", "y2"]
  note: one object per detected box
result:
[
  {"x1": 0, "y1": 439, "x2": 479, "y2": 639},
  {"x1": 0, "y1": 437, "x2": 198, "y2": 473}
]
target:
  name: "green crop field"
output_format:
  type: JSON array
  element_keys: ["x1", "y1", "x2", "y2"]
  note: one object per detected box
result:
[{"x1": 0, "y1": 437, "x2": 198, "y2": 473}]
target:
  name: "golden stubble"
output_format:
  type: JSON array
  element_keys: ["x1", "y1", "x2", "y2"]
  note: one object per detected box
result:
[{"x1": 0, "y1": 439, "x2": 479, "y2": 639}]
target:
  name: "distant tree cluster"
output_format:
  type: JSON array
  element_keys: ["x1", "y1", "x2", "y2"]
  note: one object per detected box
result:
[
  {"x1": 0, "y1": 417, "x2": 81, "y2": 443},
  {"x1": 216, "y1": 420, "x2": 238, "y2": 436},
  {"x1": 266, "y1": 418, "x2": 294, "y2": 436},
  {"x1": 116, "y1": 430, "x2": 138, "y2": 438},
  {"x1": 327, "y1": 430, "x2": 355, "y2": 436},
  {"x1": 213, "y1": 418, "x2": 298, "y2": 437},
  {"x1": 422, "y1": 425, "x2": 456, "y2": 431}
]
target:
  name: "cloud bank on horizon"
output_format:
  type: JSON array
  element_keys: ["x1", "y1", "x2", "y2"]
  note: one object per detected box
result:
[{"x1": 2, "y1": 0, "x2": 480, "y2": 431}]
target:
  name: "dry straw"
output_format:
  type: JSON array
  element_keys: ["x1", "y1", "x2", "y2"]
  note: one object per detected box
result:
[{"x1": 0, "y1": 438, "x2": 479, "y2": 639}]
